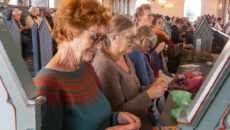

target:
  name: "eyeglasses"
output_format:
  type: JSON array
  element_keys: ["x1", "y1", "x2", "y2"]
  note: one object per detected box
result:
[
  {"x1": 87, "y1": 30, "x2": 107, "y2": 45},
  {"x1": 157, "y1": 21, "x2": 164, "y2": 25},
  {"x1": 119, "y1": 34, "x2": 136, "y2": 44}
]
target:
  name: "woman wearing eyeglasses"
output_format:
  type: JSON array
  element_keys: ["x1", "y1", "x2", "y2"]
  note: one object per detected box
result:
[
  {"x1": 127, "y1": 25, "x2": 169, "y2": 126},
  {"x1": 127, "y1": 25, "x2": 158, "y2": 86},
  {"x1": 92, "y1": 15, "x2": 168, "y2": 130},
  {"x1": 33, "y1": 1, "x2": 141, "y2": 130},
  {"x1": 152, "y1": 14, "x2": 190, "y2": 75}
]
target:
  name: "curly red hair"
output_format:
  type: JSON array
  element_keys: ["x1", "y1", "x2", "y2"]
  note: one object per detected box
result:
[{"x1": 52, "y1": 0, "x2": 112, "y2": 45}]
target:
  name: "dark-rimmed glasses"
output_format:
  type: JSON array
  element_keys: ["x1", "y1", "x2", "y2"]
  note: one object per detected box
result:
[
  {"x1": 119, "y1": 34, "x2": 136, "y2": 44},
  {"x1": 157, "y1": 20, "x2": 164, "y2": 25},
  {"x1": 87, "y1": 30, "x2": 107, "y2": 45}
]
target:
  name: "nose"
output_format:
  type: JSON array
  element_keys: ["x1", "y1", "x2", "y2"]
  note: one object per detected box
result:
[{"x1": 131, "y1": 39, "x2": 136, "y2": 45}]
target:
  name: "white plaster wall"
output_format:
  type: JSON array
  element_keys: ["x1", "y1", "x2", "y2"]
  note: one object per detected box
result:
[
  {"x1": 151, "y1": 0, "x2": 185, "y2": 17},
  {"x1": 201, "y1": 0, "x2": 218, "y2": 16},
  {"x1": 52, "y1": 0, "x2": 218, "y2": 17},
  {"x1": 129, "y1": 0, "x2": 218, "y2": 17},
  {"x1": 54, "y1": 0, "x2": 61, "y2": 8},
  {"x1": 129, "y1": 0, "x2": 137, "y2": 16}
]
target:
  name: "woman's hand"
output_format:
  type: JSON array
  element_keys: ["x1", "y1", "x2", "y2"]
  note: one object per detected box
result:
[
  {"x1": 106, "y1": 112, "x2": 141, "y2": 130},
  {"x1": 155, "y1": 42, "x2": 165, "y2": 54},
  {"x1": 105, "y1": 124, "x2": 139, "y2": 130},
  {"x1": 117, "y1": 112, "x2": 141, "y2": 125},
  {"x1": 21, "y1": 26, "x2": 31, "y2": 31},
  {"x1": 112, "y1": 112, "x2": 141, "y2": 130},
  {"x1": 146, "y1": 78, "x2": 168, "y2": 99}
]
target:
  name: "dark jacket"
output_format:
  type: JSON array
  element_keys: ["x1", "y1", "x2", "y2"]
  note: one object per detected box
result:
[{"x1": 171, "y1": 25, "x2": 183, "y2": 44}]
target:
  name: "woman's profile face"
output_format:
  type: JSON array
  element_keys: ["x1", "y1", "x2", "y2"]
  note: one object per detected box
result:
[
  {"x1": 72, "y1": 25, "x2": 107, "y2": 62},
  {"x1": 154, "y1": 18, "x2": 164, "y2": 31},
  {"x1": 114, "y1": 26, "x2": 136, "y2": 55}
]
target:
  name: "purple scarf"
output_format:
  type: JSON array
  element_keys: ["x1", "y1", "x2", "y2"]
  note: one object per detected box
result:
[{"x1": 222, "y1": 21, "x2": 230, "y2": 33}]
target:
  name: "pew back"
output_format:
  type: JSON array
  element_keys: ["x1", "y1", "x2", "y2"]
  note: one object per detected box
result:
[
  {"x1": 193, "y1": 18, "x2": 213, "y2": 52},
  {"x1": 38, "y1": 18, "x2": 53, "y2": 67},
  {"x1": 163, "y1": 19, "x2": 172, "y2": 39},
  {"x1": 31, "y1": 23, "x2": 40, "y2": 73},
  {"x1": 8, "y1": 19, "x2": 22, "y2": 53},
  {"x1": 212, "y1": 27, "x2": 230, "y2": 54},
  {"x1": 0, "y1": 3, "x2": 45, "y2": 129},
  {"x1": 178, "y1": 39, "x2": 230, "y2": 130}
]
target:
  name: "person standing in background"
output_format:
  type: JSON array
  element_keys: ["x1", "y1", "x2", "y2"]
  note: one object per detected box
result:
[{"x1": 25, "y1": 6, "x2": 42, "y2": 28}]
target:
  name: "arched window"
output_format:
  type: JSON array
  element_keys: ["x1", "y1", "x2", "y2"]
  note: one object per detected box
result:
[
  {"x1": 49, "y1": 0, "x2": 54, "y2": 8},
  {"x1": 135, "y1": 0, "x2": 151, "y2": 9},
  {"x1": 31, "y1": 0, "x2": 48, "y2": 7},
  {"x1": 8, "y1": 0, "x2": 17, "y2": 5},
  {"x1": 184, "y1": 0, "x2": 201, "y2": 21}
]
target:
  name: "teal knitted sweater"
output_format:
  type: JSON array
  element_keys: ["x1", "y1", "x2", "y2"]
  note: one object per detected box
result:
[{"x1": 34, "y1": 62, "x2": 118, "y2": 130}]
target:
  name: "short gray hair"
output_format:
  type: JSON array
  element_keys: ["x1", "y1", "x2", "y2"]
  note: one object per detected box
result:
[
  {"x1": 28, "y1": 6, "x2": 38, "y2": 13},
  {"x1": 12, "y1": 8, "x2": 22, "y2": 16}
]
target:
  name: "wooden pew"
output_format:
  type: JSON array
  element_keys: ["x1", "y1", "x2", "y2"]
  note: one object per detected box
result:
[
  {"x1": 177, "y1": 39, "x2": 230, "y2": 130},
  {"x1": 38, "y1": 18, "x2": 53, "y2": 68},
  {"x1": 157, "y1": 39, "x2": 230, "y2": 129},
  {"x1": 3, "y1": 15, "x2": 10, "y2": 27},
  {"x1": 0, "y1": 4, "x2": 45, "y2": 129},
  {"x1": 163, "y1": 19, "x2": 172, "y2": 38},
  {"x1": 193, "y1": 17, "x2": 213, "y2": 52},
  {"x1": 31, "y1": 23, "x2": 40, "y2": 74},
  {"x1": 8, "y1": 19, "x2": 22, "y2": 53},
  {"x1": 212, "y1": 27, "x2": 230, "y2": 54}
]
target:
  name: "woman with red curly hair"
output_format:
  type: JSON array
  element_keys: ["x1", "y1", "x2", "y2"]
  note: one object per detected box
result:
[{"x1": 33, "y1": 0, "x2": 141, "y2": 130}]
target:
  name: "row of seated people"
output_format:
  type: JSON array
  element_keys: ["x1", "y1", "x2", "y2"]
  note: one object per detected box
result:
[
  {"x1": 4, "y1": 6, "x2": 54, "y2": 61},
  {"x1": 193, "y1": 15, "x2": 228, "y2": 54},
  {"x1": 196, "y1": 14, "x2": 230, "y2": 37},
  {"x1": 33, "y1": 1, "x2": 196, "y2": 130}
]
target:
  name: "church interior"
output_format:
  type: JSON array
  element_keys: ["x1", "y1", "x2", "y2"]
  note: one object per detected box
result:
[{"x1": 0, "y1": 0, "x2": 230, "y2": 130}]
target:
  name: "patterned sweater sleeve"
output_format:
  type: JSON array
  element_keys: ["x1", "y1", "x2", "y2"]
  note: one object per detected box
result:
[
  {"x1": 94, "y1": 71, "x2": 119, "y2": 126},
  {"x1": 34, "y1": 76, "x2": 63, "y2": 130}
]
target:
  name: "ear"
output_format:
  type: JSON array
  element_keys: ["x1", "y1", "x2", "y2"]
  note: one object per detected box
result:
[
  {"x1": 140, "y1": 36, "x2": 145, "y2": 43},
  {"x1": 138, "y1": 15, "x2": 142, "y2": 22},
  {"x1": 66, "y1": 29, "x2": 74, "y2": 42}
]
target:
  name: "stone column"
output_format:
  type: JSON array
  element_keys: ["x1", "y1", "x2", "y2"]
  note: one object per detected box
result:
[{"x1": 223, "y1": 0, "x2": 230, "y2": 24}]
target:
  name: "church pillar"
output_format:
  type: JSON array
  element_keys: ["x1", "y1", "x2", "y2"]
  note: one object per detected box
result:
[{"x1": 222, "y1": 0, "x2": 229, "y2": 24}]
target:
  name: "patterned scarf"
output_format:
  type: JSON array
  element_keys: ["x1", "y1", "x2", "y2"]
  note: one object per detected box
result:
[{"x1": 152, "y1": 29, "x2": 175, "y2": 47}]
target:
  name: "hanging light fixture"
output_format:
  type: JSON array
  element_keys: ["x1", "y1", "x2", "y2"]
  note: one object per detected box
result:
[
  {"x1": 218, "y1": 3, "x2": 223, "y2": 10},
  {"x1": 165, "y1": 2, "x2": 173, "y2": 8},
  {"x1": 158, "y1": 0, "x2": 166, "y2": 8}
]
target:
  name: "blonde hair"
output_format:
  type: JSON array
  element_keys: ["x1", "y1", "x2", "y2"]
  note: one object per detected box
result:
[
  {"x1": 12, "y1": 8, "x2": 22, "y2": 16},
  {"x1": 136, "y1": 25, "x2": 157, "y2": 47},
  {"x1": 52, "y1": 0, "x2": 112, "y2": 46},
  {"x1": 135, "y1": 4, "x2": 151, "y2": 21},
  {"x1": 53, "y1": 0, "x2": 112, "y2": 68},
  {"x1": 102, "y1": 15, "x2": 135, "y2": 53}
]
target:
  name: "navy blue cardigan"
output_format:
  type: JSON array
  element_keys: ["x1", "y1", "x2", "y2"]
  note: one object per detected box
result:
[{"x1": 128, "y1": 48, "x2": 155, "y2": 86}]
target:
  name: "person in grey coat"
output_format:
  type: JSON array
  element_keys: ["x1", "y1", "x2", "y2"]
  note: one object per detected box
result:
[{"x1": 92, "y1": 15, "x2": 168, "y2": 130}]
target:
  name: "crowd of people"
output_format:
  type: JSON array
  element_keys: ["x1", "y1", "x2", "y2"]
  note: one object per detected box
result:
[
  {"x1": 2, "y1": 0, "x2": 223, "y2": 129},
  {"x1": 4, "y1": 0, "x2": 55, "y2": 61}
]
